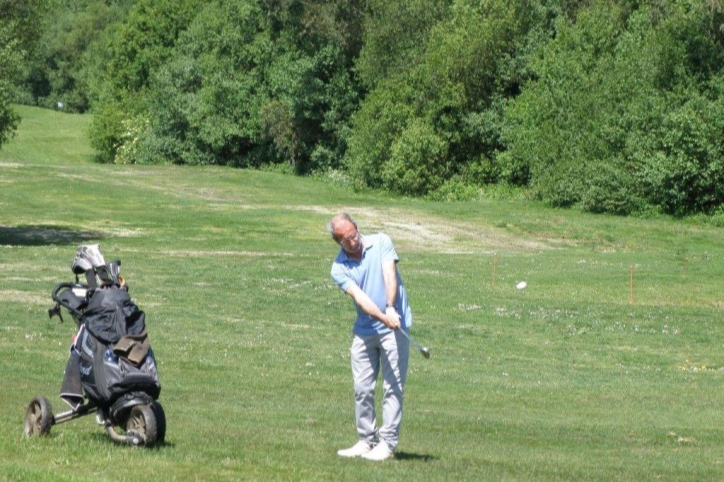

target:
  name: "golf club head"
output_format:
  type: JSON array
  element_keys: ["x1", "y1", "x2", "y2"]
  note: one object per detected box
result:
[{"x1": 400, "y1": 329, "x2": 430, "y2": 359}]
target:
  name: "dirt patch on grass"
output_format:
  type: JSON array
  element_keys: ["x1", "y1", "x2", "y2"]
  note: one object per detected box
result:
[
  {"x1": 393, "y1": 219, "x2": 554, "y2": 253},
  {"x1": 0, "y1": 290, "x2": 48, "y2": 305},
  {"x1": 161, "y1": 249, "x2": 272, "y2": 257},
  {"x1": 80, "y1": 222, "x2": 144, "y2": 238},
  {"x1": 291, "y1": 205, "x2": 554, "y2": 253}
]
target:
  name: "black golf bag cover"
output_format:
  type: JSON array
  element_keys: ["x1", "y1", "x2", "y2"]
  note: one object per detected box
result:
[{"x1": 77, "y1": 286, "x2": 161, "y2": 404}]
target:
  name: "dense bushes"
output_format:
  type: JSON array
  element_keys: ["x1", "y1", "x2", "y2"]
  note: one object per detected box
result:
[
  {"x1": 502, "y1": 0, "x2": 724, "y2": 215},
  {"x1": 8, "y1": 0, "x2": 724, "y2": 216}
]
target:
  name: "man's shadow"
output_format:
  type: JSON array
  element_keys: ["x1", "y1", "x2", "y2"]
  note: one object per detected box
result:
[{"x1": 395, "y1": 452, "x2": 435, "y2": 462}]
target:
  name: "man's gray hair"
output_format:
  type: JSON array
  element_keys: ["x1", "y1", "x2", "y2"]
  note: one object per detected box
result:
[{"x1": 327, "y1": 212, "x2": 358, "y2": 238}]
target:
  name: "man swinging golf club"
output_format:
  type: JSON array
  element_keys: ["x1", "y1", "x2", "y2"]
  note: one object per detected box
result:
[{"x1": 327, "y1": 213, "x2": 412, "y2": 461}]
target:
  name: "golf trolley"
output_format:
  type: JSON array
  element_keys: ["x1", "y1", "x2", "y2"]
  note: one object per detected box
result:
[{"x1": 23, "y1": 245, "x2": 165, "y2": 447}]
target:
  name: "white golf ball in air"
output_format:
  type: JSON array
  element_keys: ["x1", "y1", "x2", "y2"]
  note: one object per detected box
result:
[{"x1": 516, "y1": 281, "x2": 527, "y2": 290}]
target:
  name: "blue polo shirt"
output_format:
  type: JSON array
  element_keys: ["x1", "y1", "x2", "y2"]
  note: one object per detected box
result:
[{"x1": 331, "y1": 233, "x2": 412, "y2": 335}]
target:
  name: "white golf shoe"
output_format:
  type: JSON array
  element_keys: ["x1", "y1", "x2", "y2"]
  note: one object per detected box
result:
[
  {"x1": 361, "y1": 440, "x2": 394, "y2": 461},
  {"x1": 337, "y1": 440, "x2": 373, "y2": 457}
]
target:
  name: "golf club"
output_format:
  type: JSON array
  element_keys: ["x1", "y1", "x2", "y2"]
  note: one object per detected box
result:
[{"x1": 399, "y1": 329, "x2": 430, "y2": 359}]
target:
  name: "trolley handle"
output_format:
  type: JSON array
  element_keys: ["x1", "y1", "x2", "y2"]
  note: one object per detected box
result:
[
  {"x1": 51, "y1": 282, "x2": 76, "y2": 303},
  {"x1": 48, "y1": 282, "x2": 90, "y2": 324}
]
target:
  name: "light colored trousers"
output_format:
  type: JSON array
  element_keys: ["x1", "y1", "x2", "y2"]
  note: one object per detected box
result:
[{"x1": 350, "y1": 330, "x2": 410, "y2": 451}]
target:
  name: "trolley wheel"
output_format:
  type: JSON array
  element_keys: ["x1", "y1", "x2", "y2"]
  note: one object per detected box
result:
[
  {"x1": 153, "y1": 401, "x2": 166, "y2": 444},
  {"x1": 125, "y1": 404, "x2": 158, "y2": 447},
  {"x1": 24, "y1": 396, "x2": 54, "y2": 437}
]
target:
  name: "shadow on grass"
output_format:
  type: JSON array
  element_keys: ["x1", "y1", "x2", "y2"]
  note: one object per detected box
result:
[
  {"x1": 86, "y1": 431, "x2": 175, "y2": 449},
  {"x1": 0, "y1": 225, "x2": 101, "y2": 246},
  {"x1": 395, "y1": 451, "x2": 435, "y2": 462}
]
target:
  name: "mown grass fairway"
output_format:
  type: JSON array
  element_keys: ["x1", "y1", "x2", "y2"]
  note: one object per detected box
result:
[{"x1": 2, "y1": 105, "x2": 724, "y2": 481}]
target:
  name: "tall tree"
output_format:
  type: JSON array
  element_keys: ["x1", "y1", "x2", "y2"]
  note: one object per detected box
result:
[
  {"x1": 0, "y1": 22, "x2": 22, "y2": 147},
  {"x1": 117, "y1": 0, "x2": 365, "y2": 172},
  {"x1": 21, "y1": 0, "x2": 134, "y2": 112},
  {"x1": 86, "y1": 0, "x2": 200, "y2": 161},
  {"x1": 346, "y1": 0, "x2": 549, "y2": 196},
  {"x1": 0, "y1": 0, "x2": 49, "y2": 148}
]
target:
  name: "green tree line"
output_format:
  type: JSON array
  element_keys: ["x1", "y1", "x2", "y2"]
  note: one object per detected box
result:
[
  {"x1": 0, "y1": 0, "x2": 50, "y2": 145},
  {"x1": 4, "y1": 0, "x2": 724, "y2": 216}
]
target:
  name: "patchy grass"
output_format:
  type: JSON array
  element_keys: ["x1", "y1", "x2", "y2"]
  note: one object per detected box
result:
[{"x1": 2, "y1": 106, "x2": 724, "y2": 481}]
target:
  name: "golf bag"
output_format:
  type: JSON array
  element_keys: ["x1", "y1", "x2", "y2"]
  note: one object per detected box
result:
[
  {"x1": 58, "y1": 245, "x2": 161, "y2": 409},
  {"x1": 73, "y1": 287, "x2": 161, "y2": 405}
]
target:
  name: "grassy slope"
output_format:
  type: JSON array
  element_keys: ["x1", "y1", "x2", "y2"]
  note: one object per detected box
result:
[{"x1": 1, "y1": 105, "x2": 724, "y2": 481}]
